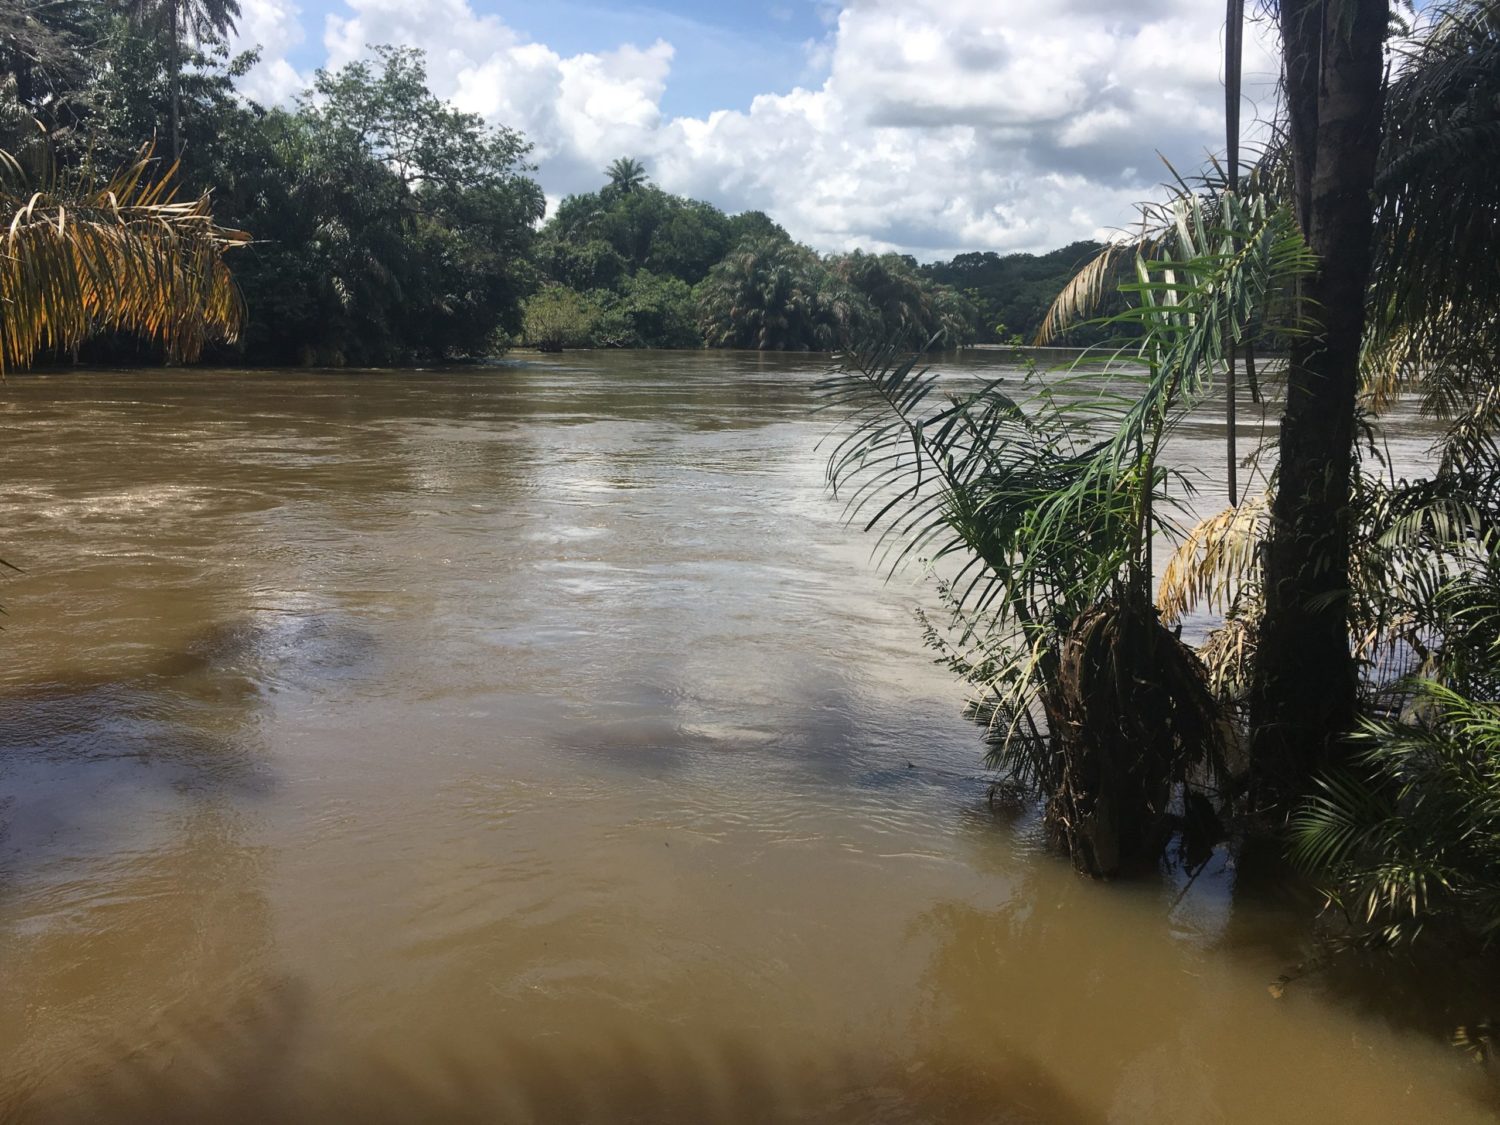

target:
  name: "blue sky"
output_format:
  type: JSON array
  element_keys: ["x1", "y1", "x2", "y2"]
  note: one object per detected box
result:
[
  {"x1": 270, "y1": 1, "x2": 832, "y2": 117},
  {"x1": 230, "y1": 0, "x2": 1287, "y2": 258},
  {"x1": 473, "y1": 1, "x2": 829, "y2": 116}
]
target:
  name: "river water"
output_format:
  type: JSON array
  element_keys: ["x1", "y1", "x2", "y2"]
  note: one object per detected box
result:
[{"x1": 0, "y1": 351, "x2": 1492, "y2": 1122}]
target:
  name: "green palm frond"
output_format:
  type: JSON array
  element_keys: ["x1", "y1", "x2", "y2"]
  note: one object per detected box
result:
[
  {"x1": 818, "y1": 194, "x2": 1311, "y2": 793},
  {"x1": 1293, "y1": 679, "x2": 1500, "y2": 946},
  {"x1": 1366, "y1": 0, "x2": 1500, "y2": 436}
]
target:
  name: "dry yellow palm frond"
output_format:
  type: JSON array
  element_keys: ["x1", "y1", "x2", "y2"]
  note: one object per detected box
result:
[
  {"x1": 1033, "y1": 241, "x2": 1123, "y2": 346},
  {"x1": 1158, "y1": 494, "x2": 1269, "y2": 623},
  {"x1": 0, "y1": 146, "x2": 248, "y2": 375},
  {"x1": 1197, "y1": 611, "x2": 1258, "y2": 706}
]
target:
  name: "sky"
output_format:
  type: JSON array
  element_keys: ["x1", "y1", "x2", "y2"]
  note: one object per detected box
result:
[{"x1": 226, "y1": 0, "x2": 1284, "y2": 261}]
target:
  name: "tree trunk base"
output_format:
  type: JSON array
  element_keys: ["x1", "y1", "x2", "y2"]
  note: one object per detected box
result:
[{"x1": 1043, "y1": 598, "x2": 1226, "y2": 879}]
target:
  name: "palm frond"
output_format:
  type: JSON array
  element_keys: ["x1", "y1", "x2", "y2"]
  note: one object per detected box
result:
[
  {"x1": 0, "y1": 144, "x2": 248, "y2": 374},
  {"x1": 1033, "y1": 241, "x2": 1126, "y2": 346},
  {"x1": 1158, "y1": 496, "x2": 1268, "y2": 623}
]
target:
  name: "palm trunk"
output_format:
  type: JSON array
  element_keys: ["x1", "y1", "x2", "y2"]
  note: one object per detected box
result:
[
  {"x1": 169, "y1": 1, "x2": 182, "y2": 161},
  {"x1": 12, "y1": 48, "x2": 34, "y2": 112},
  {"x1": 1250, "y1": 0, "x2": 1386, "y2": 801},
  {"x1": 1225, "y1": 0, "x2": 1243, "y2": 507}
]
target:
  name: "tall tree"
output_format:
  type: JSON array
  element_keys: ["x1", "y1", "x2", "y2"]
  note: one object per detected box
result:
[
  {"x1": 1, "y1": 1, "x2": 94, "y2": 122},
  {"x1": 604, "y1": 156, "x2": 647, "y2": 195},
  {"x1": 1249, "y1": 0, "x2": 1389, "y2": 798},
  {"x1": 121, "y1": 0, "x2": 240, "y2": 159}
]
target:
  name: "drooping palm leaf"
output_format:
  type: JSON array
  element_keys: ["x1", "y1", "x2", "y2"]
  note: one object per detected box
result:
[
  {"x1": 0, "y1": 144, "x2": 247, "y2": 373},
  {"x1": 1292, "y1": 678, "x2": 1500, "y2": 946}
]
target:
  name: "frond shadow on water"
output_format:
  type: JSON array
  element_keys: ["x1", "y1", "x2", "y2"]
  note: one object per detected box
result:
[
  {"x1": 0, "y1": 608, "x2": 381, "y2": 892},
  {"x1": 4, "y1": 1011, "x2": 1095, "y2": 1125},
  {"x1": 542, "y1": 658, "x2": 983, "y2": 809}
]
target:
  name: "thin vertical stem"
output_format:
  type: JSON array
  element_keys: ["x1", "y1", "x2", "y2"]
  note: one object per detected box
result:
[
  {"x1": 169, "y1": 1, "x2": 182, "y2": 161},
  {"x1": 1245, "y1": 337, "x2": 1261, "y2": 404},
  {"x1": 1225, "y1": 0, "x2": 1244, "y2": 506}
]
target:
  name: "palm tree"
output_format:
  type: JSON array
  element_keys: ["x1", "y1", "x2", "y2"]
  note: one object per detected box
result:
[
  {"x1": 0, "y1": 143, "x2": 247, "y2": 371},
  {"x1": 820, "y1": 196, "x2": 1312, "y2": 875},
  {"x1": 828, "y1": 251, "x2": 933, "y2": 341},
  {"x1": 120, "y1": 0, "x2": 241, "y2": 160},
  {"x1": 1247, "y1": 0, "x2": 1388, "y2": 799},
  {"x1": 604, "y1": 156, "x2": 647, "y2": 195},
  {"x1": 1040, "y1": 0, "x2": 1406, "y2": 803},
  {"x1": 1283, "y1": 0, "x2": 1500, "y2": 950},
  {"x1": 697, "y1": 238, "x2": 824, "y2": 350},
  {"x1": 2, "y1": 1, "x2": 91, "y2": 120}
]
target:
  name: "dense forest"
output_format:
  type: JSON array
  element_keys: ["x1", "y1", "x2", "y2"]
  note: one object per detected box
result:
[{"x1": 1, "y1": 3, "x2": 1103, "y2": 363}]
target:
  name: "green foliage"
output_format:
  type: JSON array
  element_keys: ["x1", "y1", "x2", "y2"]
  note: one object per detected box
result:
[
  {"x1": 121, "y1": 0, "x2": 241, "y2": 45},
  {"x1": 524, "y1": 271, "x2": 698, "y2": 350},
  {"x1": 697, "y1": 237, "x2": 829, "y2": 350},
  {"x1": 697, "y1": 238, "x2": 976, "y2": 351},
  {"x1": 1135, "y1": 0, "x2": 1500, "y2": 946},
  {"x1": 1365, "y1": 0, "x2": 1500, "y2": 471},
  {"x1": 818, "y1": 195, "x2": 1309, "y2": 873},
  {"x1": 534, "y1": 161, "x2": 980, "y2": 350},
  {"x1": 0, "y1": 0, "x2": 99, "y2": 146},
  {"x1": 608, "y1": 270, "x2": 699, "y2": 348},
  {"x1": 540, "y1": 237, "x2": 628, "y2": 293},
  {"x1": 0, "y1": 17, "x2": 545, "y2": 365},
  {"x1": 0, "y1": 4, "x2": 1200, "y2": 366},
  {"x1": 725, "y1": 209, "x2": 788, "y2": 246},
  {"x1": 538, "y1": 164, "x2": 733, "y2": 291},
  {"x1": 829, "y1": 250, "x2": 977, "y2": 347},
  {"x1": 229, "y1": 46, "x2": 543, "y2": 364},
  {"x1": 521, "y1": 284, "x2": 600, "y2": 351},
  {"x1": 920, "y1": 242, "x2": 1112, "y2": 344},
  {"x1": 1292, "y1": 679, "x2": 1500, "y2": 948},
  {"x1": 603, "y1": 156, "x2": 647, "y2": 195}
]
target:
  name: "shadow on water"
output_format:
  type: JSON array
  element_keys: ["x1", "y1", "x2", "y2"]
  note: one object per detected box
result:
[
  {"x1": 1214, "y1": 838, "x2": 1500, "y2": 1100},
  {"x1": 0, "y1": 360, "x2": 1491, "y2": 1121},
  {"x1": 4, "y1": 1015, "x2": 1092, "y2": 1125},
  {"x1": 0, "y1": 616, "x2": 331, "y2": 1123},
  {"x1": 0, "y1": 806, "x2": 303, "y2": 1124},
  {"x1": 543, "y1": 659, "x2": 979, "y2": 809},
  {"x1": 0, "y1": 608, "x2": 377, "y2": 890}
]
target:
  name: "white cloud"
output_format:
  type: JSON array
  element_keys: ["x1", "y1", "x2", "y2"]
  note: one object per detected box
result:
[
  {"x1": 228, "y1": 0, "x2": 308, "y2": 105},
  {"x1": 313, "y1": 0, "x2": 673, "y2": 196},
  {"x1": 230, "y1": 0, "x2": 1282, "y2": 258}
]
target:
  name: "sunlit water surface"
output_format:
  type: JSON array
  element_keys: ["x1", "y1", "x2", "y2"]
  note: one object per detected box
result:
[{"x1": 0, "y1": 352, "x2": 1493, "y2": 1123}]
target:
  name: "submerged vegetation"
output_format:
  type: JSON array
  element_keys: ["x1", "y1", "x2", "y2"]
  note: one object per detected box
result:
[
  {"x1": 823, "y1": 194, "x2": 1313, "y2": 877},
  {"x1": 825, "y1": 0, "x2": 1500, "y2": 964}
]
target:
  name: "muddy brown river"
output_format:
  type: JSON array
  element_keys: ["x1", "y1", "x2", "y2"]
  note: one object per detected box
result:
[{"x1": 0, "y1": 352, "x2": 1493, "y2": 1122}]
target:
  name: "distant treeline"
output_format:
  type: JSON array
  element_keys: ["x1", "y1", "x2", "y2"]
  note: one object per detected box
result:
[
  {"x1": 528, "y1": 162, "x2": 1107, "y2": 352},
  {"x1": 918, "y1": 242, "x2": 1117, "y2": 346},
  {"x1": 3, "y1": 9, "x2": 1102, "y2": 363}
]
